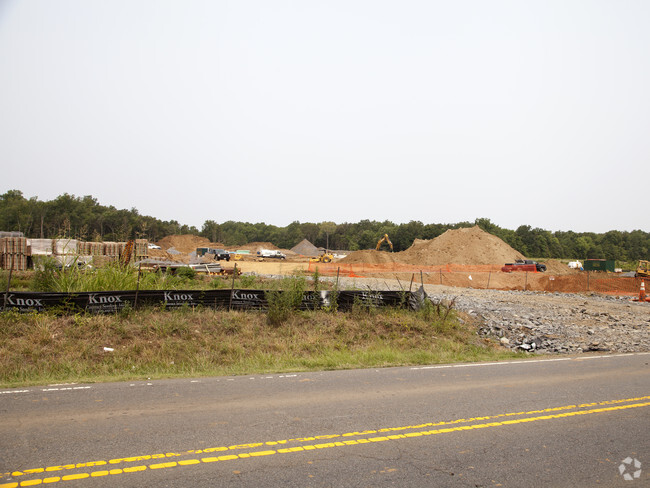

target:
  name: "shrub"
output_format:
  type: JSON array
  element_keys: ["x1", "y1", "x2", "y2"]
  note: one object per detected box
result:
[{"x1": 174, "y1": 267, "x2": 197, "y2": 280}]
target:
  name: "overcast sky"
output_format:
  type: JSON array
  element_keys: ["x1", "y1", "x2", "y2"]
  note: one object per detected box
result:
[{"x1": 1, "y1": 1, "x2": 648, "y2": 233}]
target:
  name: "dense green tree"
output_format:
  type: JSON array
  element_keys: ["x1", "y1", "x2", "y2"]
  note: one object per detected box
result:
[{"x1": 1, "y1": 190, "x2": 649, "y2": 261}]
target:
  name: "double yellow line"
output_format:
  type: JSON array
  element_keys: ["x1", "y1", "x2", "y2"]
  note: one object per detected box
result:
[{"x1": 2, "y1": 395, "x2": 649, "y2": 487}]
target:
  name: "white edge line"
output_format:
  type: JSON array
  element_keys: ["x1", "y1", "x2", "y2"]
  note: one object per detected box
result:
[{"x1": 410, "y1": 352, "x2": 650, "y2": 370}]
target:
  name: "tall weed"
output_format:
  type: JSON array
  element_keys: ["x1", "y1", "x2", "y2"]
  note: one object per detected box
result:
[{"x1": 265, "y1": 277, "x2": 306, "y2": 326}]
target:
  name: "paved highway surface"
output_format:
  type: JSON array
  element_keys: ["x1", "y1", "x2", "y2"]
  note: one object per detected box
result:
[{"x1": 1, "y1": 353, "x2": 649, "y2": 487}]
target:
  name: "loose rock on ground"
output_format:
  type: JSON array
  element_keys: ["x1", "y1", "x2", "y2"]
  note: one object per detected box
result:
[{"x1": 335, "y1": 277, "x2": 650, "y2": 355}]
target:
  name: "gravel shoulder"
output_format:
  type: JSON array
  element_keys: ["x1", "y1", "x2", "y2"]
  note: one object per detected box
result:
[{"x1": 335, "y1": 276, "x2": 650, "y2": 355}]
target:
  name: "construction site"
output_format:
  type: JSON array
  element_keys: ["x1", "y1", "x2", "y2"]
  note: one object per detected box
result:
[
  {"x1": 1, "y1": 226, "x2": 648, "y2": 297},
  {"x1": 2, "y1": 227, "x2": 649, "y2": 356}
]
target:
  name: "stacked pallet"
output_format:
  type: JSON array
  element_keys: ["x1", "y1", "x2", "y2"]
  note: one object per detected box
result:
[
  {"x1": 0, "y1": 237, "x2": 29, "y2": 270},
  {"x1": 0, "y1": 238, "x2": 150, "y2": 269},
  {"x1": 134, "y1": 239, "x2": 149, "y2": 260},
  {"x1": 77, "y1": 241, "x2": 105, "y2": 256},
  {"x1": 103, "y1": 242, "x2": 121, "y2": 258}
]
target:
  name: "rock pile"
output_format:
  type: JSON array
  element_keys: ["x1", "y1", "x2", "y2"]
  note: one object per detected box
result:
[
  {"x1": 332, "y1": 275, "x2": 650, "y2": 355},
  {"x1": 425, "y1": 287, "x2": 650, "y2": 354}
]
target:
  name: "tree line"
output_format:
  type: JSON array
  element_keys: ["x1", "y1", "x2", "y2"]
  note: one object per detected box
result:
[{"x1": 1, "y1": 190, "x2": 648, "y2": 261}]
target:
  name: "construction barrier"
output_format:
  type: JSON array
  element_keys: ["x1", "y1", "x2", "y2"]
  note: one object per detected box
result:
[
  {"x1": 308, "y1": 262, "x2": 646, "y2": 296},
  {"x1": 309, "y1": 262, "x2": 504, "y2": 275},
  {"x1": 2, "y1": 289, "x2": 423, "y2": 315}
]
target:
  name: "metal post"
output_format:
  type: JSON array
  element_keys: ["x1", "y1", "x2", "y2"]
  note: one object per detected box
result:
[{"x1": 409, "y1": 273, "x2": 414, "y2": 292}]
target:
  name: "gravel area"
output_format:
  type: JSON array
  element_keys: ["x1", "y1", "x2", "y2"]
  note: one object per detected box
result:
[{"x1": 335, "y1": 276, "x2": 650, "y2": 354}]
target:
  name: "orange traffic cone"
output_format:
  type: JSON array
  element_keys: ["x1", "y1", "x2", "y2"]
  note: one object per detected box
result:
[
  {"x1": 640, "y1": 281, "x2": 647, "y2": 301},
  {"x1": 633, "y1": 280, "x2": 648, "y2": 302}
]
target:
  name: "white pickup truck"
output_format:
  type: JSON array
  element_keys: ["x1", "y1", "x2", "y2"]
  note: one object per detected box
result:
[{"x1": 257, "y1": 249, "x2": 286, "y2": 259}]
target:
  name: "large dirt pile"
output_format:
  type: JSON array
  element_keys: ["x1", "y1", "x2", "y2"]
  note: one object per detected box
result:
[
  {"x1": 158, "y1": 235, "x2": 211, "y2": 254},
  {"x1": 339, "y1": 250, "x2": 399, "y2": 265},
  {"x1": 291, "y1": 239, "x2": 320, "y2": 257},
  {"x1": 342, "y1": 226, "x2": 526, "y2": 266},
  {"x1": 401, "y1": 226, "x2": 525, "y2": 265},
  {"x1": 234, "y1": 242, "x2": 282, "y2": 252}
]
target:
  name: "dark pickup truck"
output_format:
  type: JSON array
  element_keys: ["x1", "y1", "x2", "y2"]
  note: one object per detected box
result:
[
  {"x1": 501, "y1": 259, "x2": 546, "y2": 273},
  {"x1": 209, "y1": 249, "x2": 231, "y2": 261},
  {"x1": 196, "y1": 247, "x2": 231, "y2": 261}
]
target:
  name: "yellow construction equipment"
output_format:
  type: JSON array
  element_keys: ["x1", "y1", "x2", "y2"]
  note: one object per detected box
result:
[
  {"x1": 636, "y1": 260, "x2": 650, "y2": 278},
  {"x1": 376, "y1": 234, "x2": 393, "y2": 251},
  {"x1": 310, "y1": 253, "x2": 333, "y2": 263}
]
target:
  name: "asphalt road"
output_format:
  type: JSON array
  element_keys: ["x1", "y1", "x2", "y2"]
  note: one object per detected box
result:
[{"x1": 1, "y1": 353, "x2": 649, "y2": 487}]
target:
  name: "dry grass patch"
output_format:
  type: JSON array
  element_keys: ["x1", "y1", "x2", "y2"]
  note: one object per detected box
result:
[{"x1": 0, "y1": 306, "x2": 521, "y2": 387}]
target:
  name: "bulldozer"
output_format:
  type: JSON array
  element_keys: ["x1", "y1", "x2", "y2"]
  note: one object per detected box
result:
[
  {"x1": 635, "y1": 260, "x2": 650, "y2": 278},
  {"x1": 376, "y1": 234, "x2": 393, "y2": 252}
]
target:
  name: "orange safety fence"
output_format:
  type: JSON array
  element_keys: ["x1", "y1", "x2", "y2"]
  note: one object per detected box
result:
[
  {"x1": 308, "y1": 262, "x2": 648, "y2": 297},
  {"x1": 308, "y1": 262, "x2": 506, "y2": 275}
]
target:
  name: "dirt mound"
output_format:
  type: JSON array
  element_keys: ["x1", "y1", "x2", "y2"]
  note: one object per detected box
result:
[
  {"x1": 157, "y1": 235, "x2": 211, "y2": 254},
  {"x1": 543, "y1": 259, "x2": 580, "y2": 275},
  {"x1": 401, "y1": 226, "x2": 525, "y2": 266},
  {"x1": 339, "y1": 250, "x2": 398, "y2": 265},
  {"x1": 147, "y1": 248, "x2": 190, "y2": 263},
  {"x1": 291, "y1": 239, "x2": 320, "y2": 257},
  {"x1": 235, "y1": 242, "x2": 281, "y2": 252},
  {"x1": 342, "y1": 226, "x2": 526, "y2": 266}
]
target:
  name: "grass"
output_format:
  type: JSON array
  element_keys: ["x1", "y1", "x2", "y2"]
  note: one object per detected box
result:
[
  {"x1": 0, "y1": 306, "x2": 522, "y2": 388},
  {"x1": 0, "y1": 269, "x2": 523, "y2": 387},
  {"x1": 19, "y1": 259, "x2": 276, "y2": 293}
]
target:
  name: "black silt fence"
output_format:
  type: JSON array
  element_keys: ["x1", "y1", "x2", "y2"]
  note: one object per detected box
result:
[{"x1": 2, "y1": 289, "x2": 425, "y2": 315}]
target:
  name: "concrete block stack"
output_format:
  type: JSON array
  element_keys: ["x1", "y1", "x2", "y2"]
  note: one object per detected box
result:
[
  {"x1": 0, "y1": 237, "x2": 29, "y2": 270},
  {"x1": 0, "y1": 237, "x2": 150, "y2": 269}
]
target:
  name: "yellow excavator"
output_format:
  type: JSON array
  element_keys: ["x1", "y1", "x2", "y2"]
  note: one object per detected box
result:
[{"x1": 376, "y1": 234, "x2": 393, "y2": 252}]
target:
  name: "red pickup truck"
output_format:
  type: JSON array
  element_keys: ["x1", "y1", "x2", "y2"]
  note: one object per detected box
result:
[{"x1": 502, "y1": 260, "x2": 546, "y2": 273}]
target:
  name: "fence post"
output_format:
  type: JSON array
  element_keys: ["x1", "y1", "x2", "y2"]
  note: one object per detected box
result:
[
  {"x1": 486, "y1": 271, "x2": 491, "y2": 289},
  {"x1": 134, "y1": 263, "x2": 142, "y2": 309},
  {"x1": 587, "y1": 271, "x2": 590, "y2": 291},
  {"x1": 229, "y1": 264, "x2": 237, "y2": 311},
  {"x1": 524, "y1": 271, "x2": 528, "y2": 291},
  {"x1": 3, "y1": 255, "x2": 14, "y2": 312}
]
